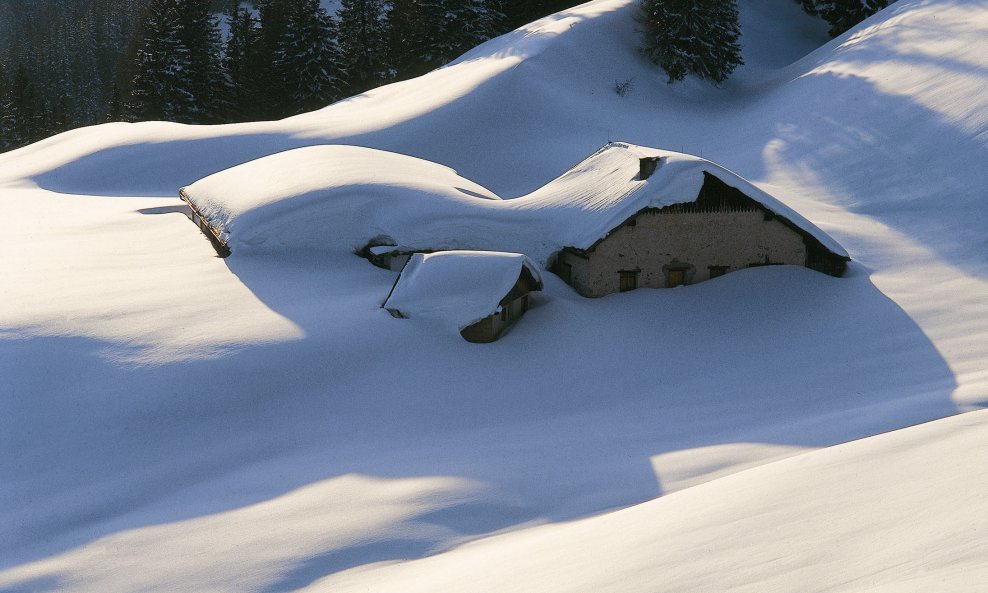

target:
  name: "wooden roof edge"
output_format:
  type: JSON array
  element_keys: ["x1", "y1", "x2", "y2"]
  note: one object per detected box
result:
[{"x1": 179, "y1": 188, "x2": 231, "y2": 257}]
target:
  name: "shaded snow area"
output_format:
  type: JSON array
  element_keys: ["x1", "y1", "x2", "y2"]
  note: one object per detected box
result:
[
  {"x1": 1, "y1": 0, "x2": 987, "y2": 592},
  {"x1": 383, "y1": 251, "x2": 541, "y2": 330}
]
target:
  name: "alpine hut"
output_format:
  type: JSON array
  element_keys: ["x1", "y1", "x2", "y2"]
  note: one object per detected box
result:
[
  {"x1": 383, "y1": 251, "x2": 543, "y2": 343},
  {"x1": 537, "y1": 143, "x2": 850, "y2": 297}
]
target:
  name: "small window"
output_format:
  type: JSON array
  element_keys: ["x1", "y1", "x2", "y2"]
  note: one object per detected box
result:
[
  {"x1": 667, "y1": 269, "x2": 685, "y2": 288},
  {"x1": 708, "y1": 265, "x2": 729, "y2": 279},
  {"x1": 619, "y1": 270, "x2": 638, "y2": 292}
]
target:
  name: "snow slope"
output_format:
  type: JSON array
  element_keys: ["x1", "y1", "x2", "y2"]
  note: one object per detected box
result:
[
  {"x1": 317, "y1": 407, "x2": 988, "y2": 593},
  {"x1": 1, "y1": 0, "x2": 987, "y2": 592}
]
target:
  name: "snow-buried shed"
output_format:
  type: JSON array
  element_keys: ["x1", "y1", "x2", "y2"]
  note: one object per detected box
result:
[
  {"x1": 383, "y1": 251, "x2": 543, "y2": 343},
  {"x1": 178, "y1": 144, "x2": 501, "y2": 257}
]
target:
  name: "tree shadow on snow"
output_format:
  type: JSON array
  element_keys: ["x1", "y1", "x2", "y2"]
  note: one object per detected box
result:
[
  {"x1": 738, "y1": 71, "x2": 988, "y2": 280},
  {"x1": 1, "y1": 249, "x2": 965, "y2": 591}
]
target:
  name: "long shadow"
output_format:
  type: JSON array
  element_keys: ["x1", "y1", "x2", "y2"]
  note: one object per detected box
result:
[
  {"x1": 731, "y1": 72, "x2": 988, "y2": 280},
  {"x1": 1, "y1": 250, "x2": 961, "y2": 593},
  {"x1": 2, "y1": 10, "x2": 981, "y2": 591}
]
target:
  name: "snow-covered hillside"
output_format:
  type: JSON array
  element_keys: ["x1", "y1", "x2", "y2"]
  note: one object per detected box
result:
[{"x1": 1, "y1": 0, "x2": 986, "y2": 592}]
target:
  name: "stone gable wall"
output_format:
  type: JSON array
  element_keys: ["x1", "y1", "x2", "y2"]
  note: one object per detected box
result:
[{"x1": 565, "y1": 209, "x2": 807, "y2": 297}]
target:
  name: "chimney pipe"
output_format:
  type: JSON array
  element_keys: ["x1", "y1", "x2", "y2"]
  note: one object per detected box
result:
[{"x1": 639, "y1": 157, "x2": 660, "y2": 180}]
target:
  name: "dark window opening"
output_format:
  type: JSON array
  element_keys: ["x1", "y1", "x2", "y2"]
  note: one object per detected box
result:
[
  {"x1": 708, "y1": 265, "x2": 729, "y2": 279},
  {"x1": 667, "y1": 269, "x2": 686, "y2": 288},
  {"x1": 619, "y1": 270, "x2": 638, "y2": 292}
]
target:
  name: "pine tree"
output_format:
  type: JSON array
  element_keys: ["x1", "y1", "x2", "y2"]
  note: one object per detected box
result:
[
  {"x1": 126, "y1": 0, "x2": 224, "y2": 123},
  {"x1": 387, "y1": 0, "x2": 503, "y2": 80},
  {"x1": 126, "y1": 0, "x2": 192, "y2": 121},
  {"x1": 443, "y1": 0, "x2": 504, "y2": 63},
  {"x1": 0, "y1": 61, "x2": 10, "y2": 151},
  {"x1": 498, "y1": 0, "x2": 577, "y2": 30},
  {"x1": 809, "y1": 0, "x2": 889, "y2": 37},
  {"x1": 337, "y1": 0, "x2": 390, "y2": 93},
  {"x1": 255, "y1": 0, "x2": 291, "y2": 118},
  {"x1": 638, "y1": 0, "x2": 743, "y2": 84},
  {"x1": 177, "y1": 0, "x2": 226, "y2": 122},
  {"x1": 224, "y1": 5, "x2": 264, "y2": 120},
  {"x1": 6, "y1": 64, "x2": 39, "y2": 147},
  {"x1": 273, "y1": 0, "x2": 345, "y2": 115}
]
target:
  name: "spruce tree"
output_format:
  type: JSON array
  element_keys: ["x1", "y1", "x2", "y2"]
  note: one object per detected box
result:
[
  {"x1": 386, "y1": 0, "x2": 439, "y2": 79},
  {"x1": 387, "y1": 0, "x2": 503, "y2": 80},
  {"x1": 0, "y1": 62, "x2": 10, "y2": 151},
  {"x1": 638, "y1": 0, "x2": 743, "y2": 84},
  {"x1": 810, "y1": 0, "x2": 889, "y2": 37},
  {"x1": 274, "y1": 0, "x2": 345, "y2": 115},
  {"x1": 443, "y1": 0, "x2": 504, "y2": 63},
  {"x1": 337, "y1": 0, "x2": 390, "y2": 93},
  {"x1": 498, "y1": 0, "x2": 578, "y2": 30},
  {"x1": 256, "y1": 0, "x2": 291, "y2": 118},
  {"x1": 126, "y1": 0, "x2": 224, "y2": 123},
  {"x1": 224, "y1": 5, "x2": 264, "y2": 120},
  {"x1": 177, "y1": 0, "x2": 226, "y2": 122},
  {"x1": 7, "y1": 64, "x2": 39, "y2": 147},
  {"x1": 126, "y1": 0, "x2": 192, "y2": 121}
]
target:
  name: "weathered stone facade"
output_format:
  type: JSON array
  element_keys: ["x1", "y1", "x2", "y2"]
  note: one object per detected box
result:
[
  {"x1": 551, "y1": 172, "x2": 847, "y2": 297},
  {"x1": 554, "y1": 208, "x2": 807, "y2": 297}
]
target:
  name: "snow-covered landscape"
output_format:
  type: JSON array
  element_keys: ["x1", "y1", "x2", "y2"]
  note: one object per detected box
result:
[{"x1": 2, "y1": 0, "x2": 987, "y2": 591}]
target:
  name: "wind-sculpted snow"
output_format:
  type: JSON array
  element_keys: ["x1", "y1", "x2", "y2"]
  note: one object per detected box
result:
[
  {"x1": 1, "y1": 0, "x2": 987, "y2": 592},
  {"x1": 182, "y1": 142, "x2": 847, "y2": 260}
]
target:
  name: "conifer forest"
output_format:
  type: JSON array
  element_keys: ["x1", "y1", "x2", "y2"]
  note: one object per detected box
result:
[{"x1": 0, "y1": 0, "x2": 886, "y2": 153}]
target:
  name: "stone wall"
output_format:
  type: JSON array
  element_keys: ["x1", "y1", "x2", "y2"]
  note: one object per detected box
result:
[{"x1": 564, "y1": 208, "x2": 808, "y2": 297}]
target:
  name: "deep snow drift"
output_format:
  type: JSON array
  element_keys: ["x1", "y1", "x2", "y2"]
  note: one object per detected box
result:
[
  {"x1": 1, "y1": 0, "x2": 987, "y2": 592},
  {"x1": 182, "y1": 142, "x2": 847, "y2": 261}
]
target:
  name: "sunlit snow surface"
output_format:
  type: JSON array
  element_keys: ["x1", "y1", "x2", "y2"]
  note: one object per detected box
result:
[
  {"x1": 181, "y1": 142, "x2": 847, "y2": 259},
  {"x1": 1, "y1": 0, "x2": 987, "y2": 592}
]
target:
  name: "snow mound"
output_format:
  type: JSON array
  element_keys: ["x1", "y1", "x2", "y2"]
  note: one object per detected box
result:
[
  {"x1": 180, "y1": 144, "x2": 500, "y2": 253},
  {"x1": 383, "y1": 251, "x2": 543, "y2": 330}
]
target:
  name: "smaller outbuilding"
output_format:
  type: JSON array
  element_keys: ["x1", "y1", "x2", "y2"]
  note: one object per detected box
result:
[{"x1": 383, "y1": 251, "x2": 543, "y2": 343}]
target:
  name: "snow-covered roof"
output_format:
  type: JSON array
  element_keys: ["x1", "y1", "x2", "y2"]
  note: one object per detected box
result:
[
  {"x1": 518, "y1": 142, "x2": 849, "y2": 258},
  {"x1": 179, "y1": 144, "x2": 501, "y2": 253},
  {"x1": 181, "y1": 142, "x2": 848, "y2": 261},
  {"x1": 383, "y1": 251, "x2": 542, "y2": 330}
]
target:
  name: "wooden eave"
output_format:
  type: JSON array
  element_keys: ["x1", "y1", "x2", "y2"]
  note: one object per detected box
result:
[{"x1": 179, "y1": 188, "x2": 231, "y2": 257}]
